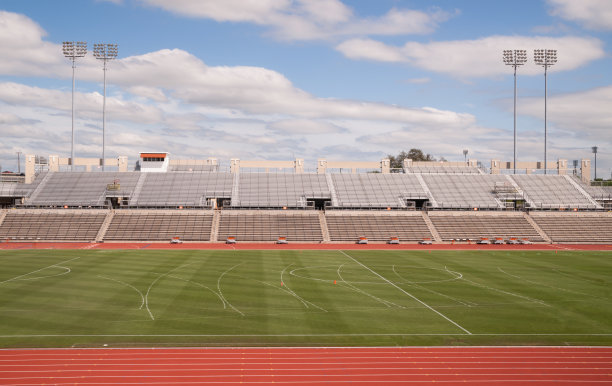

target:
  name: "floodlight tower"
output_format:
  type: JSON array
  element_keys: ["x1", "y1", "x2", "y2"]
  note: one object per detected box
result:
[
  {"x1": 93, "y1": 43, "x2": 118, "y2": 171},
  {"x1": 463, "y1": 149, "x2": 468, "y2": 165},
  {"x1": 63, "y1": 41, "x2": 87, "y2": 171},
  {"x1": 534, "y1": 49, "x2": 557, "y2": 174},
  {"x1": 503, "y1": 49, "x2": 527, "y2": 174},
  {"x1": 592, "y1": 146, "x2": 598, "y2": 180}
]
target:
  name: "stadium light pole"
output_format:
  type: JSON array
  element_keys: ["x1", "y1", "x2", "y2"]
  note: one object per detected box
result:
[
  {"x1": 592, "y1": 146, "x2": 598, "y2": 180},
  {"x1": 93, "y1": 43, "x2": 118, "y2": 171},
  {"x1": 63, "y1": 41, "x2": 87, "y2": 171},
  {"x1": 503, "y1": 49, "x2": 527, "y2": 175},
  {"x1": 534, "y1": 49, "x2": 557, "y2": 175},
  {"x1": 463, "y1": 149, "x2": 468, "y2": 165}
]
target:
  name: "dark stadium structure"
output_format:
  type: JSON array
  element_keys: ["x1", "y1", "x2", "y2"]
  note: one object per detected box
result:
[{"x1": 0, "y1": 153, "x2": 611, "y2": 244}]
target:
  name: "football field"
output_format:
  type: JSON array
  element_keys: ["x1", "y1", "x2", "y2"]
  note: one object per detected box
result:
[{"x1": 0, "y1": 249, "x2": 610, "y2": 348}]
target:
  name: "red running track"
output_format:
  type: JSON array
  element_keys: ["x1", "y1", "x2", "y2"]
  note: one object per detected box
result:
[{"x1": 0, "y1": 346, "x2": 610, "y2": 385}]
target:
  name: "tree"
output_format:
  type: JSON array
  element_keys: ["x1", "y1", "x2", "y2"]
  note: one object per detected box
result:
[{"x1": 387, "y1": 149, "x2": 436, "y2": 169}]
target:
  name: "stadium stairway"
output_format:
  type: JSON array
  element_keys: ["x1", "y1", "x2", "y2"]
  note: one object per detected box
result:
[
  {"x1": 0, "y1": 209, "x2": 7, "y2": 228},
  {"x1": 523, "y1": 213, "x2": 552, "y2": 243},
  {"x1": 421, "y1": 212, "x2": 443, "y2": 242},
  {"x1": 95, "y1": 211, "x2": 115, "y2": 242},
  {"x1": 211, "y1": 210, "x2": 221, "y2": 242},
  {"x1": 563, "y1": 175, "x2": 602, "y2": 209},
  {"x1": 318, "y1": 211, "x2": 331, "y2": 242}
]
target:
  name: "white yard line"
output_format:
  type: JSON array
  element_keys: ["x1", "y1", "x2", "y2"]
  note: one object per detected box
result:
[
  {"x1": 497, "y1": 267, "x2": 594, "y2": 297},
  {"x1": 339, "y1": 251, "x2": 471, "y2": 335},
  {"x1": 0, "y1": 257, "x2": 80, "y2": 285}
]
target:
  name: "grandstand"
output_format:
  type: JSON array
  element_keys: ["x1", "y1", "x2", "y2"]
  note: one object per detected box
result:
[{"x1": 0, "y1": 154, "x2": 609, "y2": 244}]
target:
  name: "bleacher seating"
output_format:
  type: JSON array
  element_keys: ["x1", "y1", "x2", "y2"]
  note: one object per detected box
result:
[
  {"x1": 233, "y1": 174, "x2": 329, "y2": 208},
  {"x1": 405, "y1": 166, "x2": 481, "y2": 174},
  {"x1": 424, "y1": 174, "x2": 508, "y2": 209},
  {"x1": 331, "y1": 174, "x2": 425, "y2": 208},
  {"x1": 27, "y1": 172, "x2": 140, "y2": 207},
  {"x1": 530, "y1": 213, "x2": 612, "y2": 243},
  {"x1": 104, "y1": 211, "x2": 213, "y2": 241},
  {"x1": 217, "y1": 210, "x2": 322, "y2": 242},
  {"x1": 0, "y1": 210, "x2": 106, "y2": 241},
  {"x1": 134, "y1": 172, "x2": 233, "y2": 207},
  {"x1": 325, "y1": 211, "x2": 432, "y2": 242},
  {"x1": 511, "y1": 175, "x2": 597, "y2": 209},
  {"x1": 428, "y1": 212, "x2": 543, "y2": 241}
]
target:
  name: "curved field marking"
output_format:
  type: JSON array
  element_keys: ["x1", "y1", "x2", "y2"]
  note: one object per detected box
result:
[
  {"x1": 497, "y1": 267, "x2": 595, "y2": 298},
  {"x1": 145, "y1": 262, "x2": 194, "y2": 321},
  {"x1": 97, "y1": 275, "x2": 145, "y2": 310},
  {"x1": 217, "y1": 263, "x2": 244, "y2": 316},
  {"x1": 551, "y1": 268, "x2": 605, "y2": 285},
  {"x1": 340, "y1": 251, "x2": 471, "y2": 335},
  {"x1": 336, "y1": 263, "x2": 404, "y2": 309},
  {"x1": 392, "y1": 265, "x2": 476, "y2": 307},
  {"x1": 16, "y1": 266, "x2": 71, "y2": 281},
  {"x1": 241, "y1": 275, "x2": 328, "y2": 313},
  {"x1": 447, "y1": 266, "x2": 550, "y2": 307},
  {"x1": 166, "y1": 274, "x2": 227, "y2": 309},
  {"x1": 0, "y1": 257, "x2": 80, "y2": 285}
]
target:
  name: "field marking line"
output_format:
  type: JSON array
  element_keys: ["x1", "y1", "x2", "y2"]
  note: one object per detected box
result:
[
  {"x1": 0, "y1": 257, "x2": 80, "y2": 285},
  {"x1": 15, "y1": 266, "x2": 71, "y2": 281},
  {"x1": 336, "y1": 264, "x2": 404, "y2": 309},
  {"x1": 551, "y1": 268, "x2": 606, "y2": 285},
  {"x1": 445, "y1": 266, "x2": 550, "y2": 307},
  {"x1": 339, "y1": 251, "x2": 471, "y2": 335},
  {"x1": 497, "y1": 267, "x2": 594, "y2": 298},
  {"x1": 217, "y1": 263, "x2": 244, "y2": 316},
  {"x1": 391, "y1": 265, "x2": 476, "y2": 307},
  {"x1": 97, "y1": 275, "x2": 146, "y2": 310},
  {"x1": 165, "y1": 274, "x2": 226, "y2": 309},
  {"x1": 145, "y1": 262, "x2": 195, "y2": 321}
]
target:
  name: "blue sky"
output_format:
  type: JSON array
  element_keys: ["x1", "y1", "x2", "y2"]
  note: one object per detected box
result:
[{"x1": 0, "y1": 0, "x2": 610, "y2": 177}]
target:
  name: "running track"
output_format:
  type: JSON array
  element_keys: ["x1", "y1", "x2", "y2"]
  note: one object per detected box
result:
[{"x1": 0, "y1": 347, "x2": 611, "y2": 385}]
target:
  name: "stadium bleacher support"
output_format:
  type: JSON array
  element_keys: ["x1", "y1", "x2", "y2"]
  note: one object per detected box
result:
[{"x1": 325, "y1": 211, "x2": 432, "y2": 242}]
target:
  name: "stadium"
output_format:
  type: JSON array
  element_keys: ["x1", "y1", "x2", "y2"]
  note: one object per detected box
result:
[{"x1": 0, "y1": 151, "x2": 611, "y2": 383}]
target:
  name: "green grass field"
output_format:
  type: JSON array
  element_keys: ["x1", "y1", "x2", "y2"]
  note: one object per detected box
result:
[{"x1": 0, "y1": 249, "x2": 610, "y2": 348}]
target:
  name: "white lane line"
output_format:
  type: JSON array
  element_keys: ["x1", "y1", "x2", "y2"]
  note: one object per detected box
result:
[
  {"x1": 339, "y1": 251, "x2": 473, "y2": 334},
  {"x1": 0, "y1": 257, "x2": 80, "y2": 285},
  {"x1": 97, "y1": 275, "x2": 146, "y2": 310}
]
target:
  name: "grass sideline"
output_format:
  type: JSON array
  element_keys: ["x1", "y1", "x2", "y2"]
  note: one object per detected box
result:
[{"x1": 0, "y1": 249, "x2": 610, "y2": 348}]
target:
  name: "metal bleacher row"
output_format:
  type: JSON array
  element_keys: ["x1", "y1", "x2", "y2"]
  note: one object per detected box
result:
[
  {"x1": 1, "y1": 208, "x2": 611, "y2": 243},
  {"x1": 6, "y1": 171, "x2": 605, "y2": 210}
]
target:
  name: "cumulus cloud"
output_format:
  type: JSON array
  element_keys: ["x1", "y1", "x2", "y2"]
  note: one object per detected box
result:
[
  {"x1": 137, "y1": 0, "x2": 453, "y2": 40},
  {"x1": 547, "y1": 0, "x2": 612, "y2": 31},
  {"x1": 268, "y1": 119, "x2": 347, "y2": 135},
  {"x1": 336, "y1": 35, "x2": 605, "y2": 78}
]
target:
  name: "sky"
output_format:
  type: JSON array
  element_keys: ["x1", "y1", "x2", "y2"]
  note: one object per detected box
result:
[{"x1": 0, "y1": 0, "x2": 610, "y2": 177}]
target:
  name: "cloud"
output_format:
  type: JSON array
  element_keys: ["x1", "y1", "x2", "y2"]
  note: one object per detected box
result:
[
  {"x1": 0, "y1": 82, "x2": 164, "y2": 124},
  {"x1": 336, "y1": 35, "x2": 605, "y2": 78},
  {"x1": 519, "y1": 85, "x2": 612, "y2": 138},
  {"x1": 547, "y1": 0, "x2": 612, "y2": 31},
  {"x1": 137, "y1": 0, "x2": 453, "y2": 40},
  {"x1": 268, "y1": 119, "x2": 347, "y2": 135}
]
